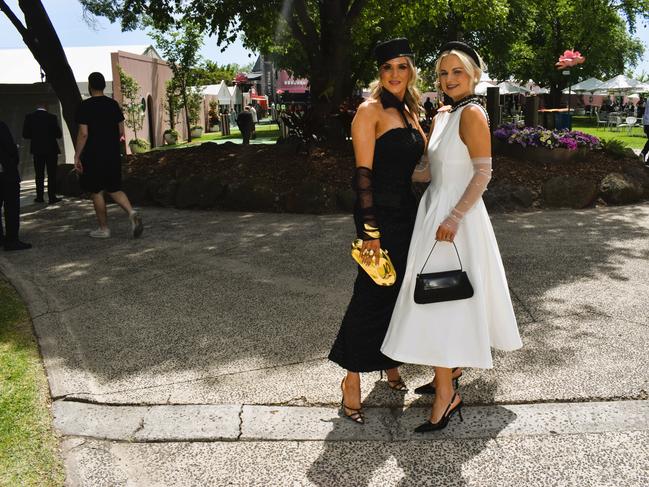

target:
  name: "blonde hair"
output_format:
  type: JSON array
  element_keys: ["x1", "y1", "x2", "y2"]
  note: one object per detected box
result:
[
  {"x1": 369, "y1": 56, "x2": 421, "y2": 118},
  {"x1": 434, "y1": 49, "x2": 487, "y2": 94}
]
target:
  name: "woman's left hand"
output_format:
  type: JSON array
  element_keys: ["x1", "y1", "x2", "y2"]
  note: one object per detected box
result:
[{"x1": 436, "y1": 217, "x2": 458, "y2": 242}]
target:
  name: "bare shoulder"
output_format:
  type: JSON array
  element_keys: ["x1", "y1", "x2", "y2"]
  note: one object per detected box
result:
[
  {"x1": 353, "y1": 99, "x2": 380, "y2": 126},
  {"x1": 460, "y1": 104, "x2": 488, "y2": 124}
]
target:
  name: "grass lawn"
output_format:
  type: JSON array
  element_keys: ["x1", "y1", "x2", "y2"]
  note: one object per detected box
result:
[
  {"x1": 0, "y1": 277, "x2": 64, "y2": 486},
  {"x1": 572, "y1": 116, "x2": 647, "y2": 150},
  {"x1": 152, "y1": 122, "x2": 280, "y2": 152}
]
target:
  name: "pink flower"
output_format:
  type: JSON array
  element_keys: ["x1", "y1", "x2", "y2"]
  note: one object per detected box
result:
[{"x1": 555, "y1": 50, "x2": 586, "y2": 70}]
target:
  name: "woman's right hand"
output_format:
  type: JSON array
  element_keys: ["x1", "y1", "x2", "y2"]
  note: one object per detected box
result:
[{"x1": 361, "y1": 239, "x2": 381, "y2": 266}]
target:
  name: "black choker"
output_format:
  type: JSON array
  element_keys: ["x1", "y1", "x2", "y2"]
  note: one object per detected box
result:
[
  {"x1": 380, "y1": 90, "x2": 406, "y2": 112},
  {"x1": 380, "y1": 90, "x2": 412, "y2": 129}
]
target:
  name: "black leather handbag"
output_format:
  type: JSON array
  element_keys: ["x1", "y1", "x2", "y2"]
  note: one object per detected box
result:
[{"x1": 414, "y1": 241, "x2": 474, "y2": 304}]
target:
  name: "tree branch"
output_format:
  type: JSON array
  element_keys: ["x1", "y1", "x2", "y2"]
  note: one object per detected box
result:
[
  {"x1": 293, "y1": 0, "x2": 320, "y2": 51},
  {"x1": 0, "y1": 0, "x2": 31, "y2": 42},
  {"x1": 346, "y1": 0, "x2": 368, "y2": 25}
]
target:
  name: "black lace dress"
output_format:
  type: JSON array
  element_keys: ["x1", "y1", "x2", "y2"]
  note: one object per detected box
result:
[{"x1": 329, "y1": 94, "x2": 424, "y2": 372}]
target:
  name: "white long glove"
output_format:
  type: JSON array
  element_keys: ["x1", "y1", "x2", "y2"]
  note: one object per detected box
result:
[{"x1": 440, "y1": 157, "x2": 492, "y2": 233}]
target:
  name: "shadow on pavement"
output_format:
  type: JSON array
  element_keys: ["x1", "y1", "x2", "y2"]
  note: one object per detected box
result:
[{"x1": 307, "y1": 377, "x2": 515, "y2": 486}]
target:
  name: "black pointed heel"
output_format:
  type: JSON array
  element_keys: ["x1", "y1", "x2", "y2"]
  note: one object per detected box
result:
[
  {"x1": 414, "y1": 391, "x2": 463, "y2": 433},
  {"x1": 340, "y1": 379, "x2": 364, "y2": 424},
  {"x1": 413, "y1": 368, "x2": 462, "y2": 395},
  {"x1": 380, "y1": 370, "x2": 408, "y2": 392}
]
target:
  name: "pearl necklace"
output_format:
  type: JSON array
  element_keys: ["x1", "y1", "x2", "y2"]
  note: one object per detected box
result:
[{"x1": 449, "y1": 95, "x2": 490, "y2": 126}]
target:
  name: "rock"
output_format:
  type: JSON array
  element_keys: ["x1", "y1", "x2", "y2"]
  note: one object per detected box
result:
[
  {"x1": 56, "y1": 163, "x2": 81, "y2": 196},
  {"x1": 542, "y1": 176, "x2": 598, "y2": 208},
  {"x1": 623, "y1": 166, "x2": 649, "y2": 199},
  {"x1": 122, "y1": 177, "x2": 149, "y2": 205},
  {"x1": 221, "y1": 183, "x2": 278, "y2": 211},
  {"x1": 175, "y1": 176, "x2": 226, "y2": 209},
  {"x1": 483, "y1": 183, "x2": 535, "y2": 211},
  {"x1": 599, "y1": 172, "x2": 643, "y2": 205},
  {"x1": 511, "y1": 186, "x2": 534, "y2": 207},
  {"x1": 147, "y1": 179, "x2": 179, "y2": 207},
  {"x1": 335, "y1": 189, "x2": 355, "y2": 212},
  {"x1": 285, "y1": 181, "x2": 332, "y2": 214}
]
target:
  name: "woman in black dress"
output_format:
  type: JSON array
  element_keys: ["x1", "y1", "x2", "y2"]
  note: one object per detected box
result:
[{"x1": 328, "y1": 38, "x2": 427, "y2": 423}]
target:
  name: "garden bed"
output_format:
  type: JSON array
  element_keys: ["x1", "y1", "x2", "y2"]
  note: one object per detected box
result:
[{"x1": 56, "y1": 139, "x2": 649, "y2": 213}]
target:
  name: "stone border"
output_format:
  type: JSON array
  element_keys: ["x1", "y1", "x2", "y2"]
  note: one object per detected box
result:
[{"x1": 52, "y1": 399, "x2": 649, "y2": 443}]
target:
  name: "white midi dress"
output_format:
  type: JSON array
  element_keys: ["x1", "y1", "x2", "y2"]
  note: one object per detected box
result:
[{"x1": 381, "y1": 104, "x2": 523, "y2": 369}]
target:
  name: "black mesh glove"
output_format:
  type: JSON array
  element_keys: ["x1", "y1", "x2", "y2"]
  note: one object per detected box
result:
[{"x1": 353, "y1": 166, "x2": 381, "y2": 240}]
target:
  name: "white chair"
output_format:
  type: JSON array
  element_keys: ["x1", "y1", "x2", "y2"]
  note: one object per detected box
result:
[
  {"x1": 617, "y1": 116, "x2": 639, "y2": 135},
  {"x1": 608, "y1": 115, "x2": 621, "y2": 131}
]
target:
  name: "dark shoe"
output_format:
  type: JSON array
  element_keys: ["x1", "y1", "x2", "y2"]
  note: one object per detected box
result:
[
  {"x1": 130, "y1": 211, "x2": 144, "y2": 238},
  {"x1": 4, "y1": 240, "x2": 32, "y2": 251},
  {"x1": 414, "y1": 392, "x2": 463, "y2": 433},
  {"x1": 48, "y1": 197, "x2": 63, "y2": 204},
  {"x1": 380, "y1": 370, "x2": 408, "y2": 392},
  {"x1": 414, "y1": 368, "x2": 462, "y2": 395},
  {"x1": 340, "y1": 379, "x2": 364, "y2": 424},
  {"x1": 34, "y1": 197, "x2": 44, "y2": 203}
]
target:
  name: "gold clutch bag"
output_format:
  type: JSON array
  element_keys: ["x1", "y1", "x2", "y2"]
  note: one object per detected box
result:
[{"x1": 351, "y1": 239, "x2": 397, "y2": 286}]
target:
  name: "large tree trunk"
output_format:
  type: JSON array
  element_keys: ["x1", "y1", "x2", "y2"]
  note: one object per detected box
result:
[
  {"x1": 0, "y1": 1, "x2": 82, "y2": 139},
  {"x1": 302, "y1": 0, "x2": 358, "y2": 141}
]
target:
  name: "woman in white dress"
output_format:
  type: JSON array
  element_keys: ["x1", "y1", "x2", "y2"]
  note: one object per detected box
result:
[{"x1": 381, "y1": 41, "x2": 523, "y2": 432}]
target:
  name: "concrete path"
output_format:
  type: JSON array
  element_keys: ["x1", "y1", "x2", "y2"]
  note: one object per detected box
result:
[{"x1": 2, "y1": 193, "x2": 649, "y2": 486}]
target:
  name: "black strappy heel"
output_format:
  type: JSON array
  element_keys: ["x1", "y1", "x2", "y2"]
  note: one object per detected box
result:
[
  {"x1": 414, "y1": 391, "x2": 463, "y2": 433},
  {"x1": 413, "y1": 368, "x2": 462, "y2": 395},
  {"x1": 340, "y1": 379, "x2": 365, "y2": 424},
  {"x1": 380, "y1": 370, "x2": 408, "y2": 392}
]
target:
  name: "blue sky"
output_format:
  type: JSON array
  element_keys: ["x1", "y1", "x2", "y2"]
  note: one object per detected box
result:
[{"x1": 1, "y1": 0, "x2": 648, "y2": 75}]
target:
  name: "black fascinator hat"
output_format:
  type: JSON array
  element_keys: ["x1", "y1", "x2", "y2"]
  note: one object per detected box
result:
[
  {"x1": 374, "y1": 38, "x2": 415, "y2": 65},
  {"x1": 438, "y1": 41, "x2": 481, "y2": 67}
]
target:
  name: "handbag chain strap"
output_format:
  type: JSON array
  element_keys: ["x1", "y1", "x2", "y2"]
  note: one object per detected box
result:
[{"x1": 419, "y1": 241, "x2": 463, "y2": 274}]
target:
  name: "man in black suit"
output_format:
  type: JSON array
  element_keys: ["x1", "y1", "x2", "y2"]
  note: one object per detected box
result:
[
  {"x1": 236, "y1": 107, "x2": 254, "y2": 145},
  {"x1": 0, "y1": 121, "x2": 31, "y2": 251},
  {"x1": 22, "y1": 102, "x2": 63, "y2": 204}
]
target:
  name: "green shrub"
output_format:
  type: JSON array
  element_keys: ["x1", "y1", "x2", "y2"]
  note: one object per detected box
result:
[{"x1": 600, "y1": 139, "x2": 627, "y2": 159}]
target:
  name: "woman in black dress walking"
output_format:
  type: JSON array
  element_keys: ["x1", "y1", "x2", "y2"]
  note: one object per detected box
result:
[{"x1": 328, "y1": 39, "x2": 427, "y2": 423}]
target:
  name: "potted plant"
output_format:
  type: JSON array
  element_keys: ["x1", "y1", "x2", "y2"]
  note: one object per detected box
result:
[
  {"x1": 163, "y1": 128, "x2": 179, "y2": 145},
  {"x1": 187, "y1": 88, "x2": 203, "y2": 139},
  {"x1": 119, "y1": 67, "x2": 149, "y2": 154},
  {"x1": 128, "y1": 138, "x2": 150, "y2": 154},
  {"x1": 208, "y1": 100, "x2": 220, "y2": 132}
]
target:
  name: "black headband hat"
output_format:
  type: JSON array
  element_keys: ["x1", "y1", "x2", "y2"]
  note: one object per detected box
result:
[
  {"x1": 374, "y1": 38, "x2": 415, "y2": 66},
  {"x1": 439, "y1": 41, "x2": 481, "y2": 67}
]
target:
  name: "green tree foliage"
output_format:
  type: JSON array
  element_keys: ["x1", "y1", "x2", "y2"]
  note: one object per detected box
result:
[
  {"x1": 118, "y1": 66, "x2": 145, "y2": 143},
  {"x1": 163, "y1": 78, "x2": 181, "y2": 131},
  {"x1": 500, "y1": 0, "x2": 646, "y2": 105},
  {"x1": 81, "y1": 0, "x2": 648, "y2": 121},
  {"x1": 148, "y1": 19, "x2": 203, "y2": 141},
  {"x1": 192, "y1": 60, "x2": 239, "y2": 85}
]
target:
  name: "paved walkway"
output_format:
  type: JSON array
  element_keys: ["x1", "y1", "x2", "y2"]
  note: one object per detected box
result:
[{"x1": 1, "y1": 192, "x2": 648, "y2": 486}]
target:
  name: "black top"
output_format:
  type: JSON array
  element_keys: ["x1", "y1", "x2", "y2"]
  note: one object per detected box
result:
[
  {"x1": 0, "y1": 121, "x2": 19, "y2": 178},
  {"x1": 22, "y1": 110, "x2": 62, "y2": 155},
  {"x1": 75, "y1": 96, "x2": 124, "y2": 163},
  {"x1": 236, "y1": 111, "x2": 254, "y2": 131},
  {"x1": 372, "y1": 126, "x2": 424, "y2": 206}
]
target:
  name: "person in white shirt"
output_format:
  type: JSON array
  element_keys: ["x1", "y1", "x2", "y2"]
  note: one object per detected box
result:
[{"x1": 248, "y1": 104, "x2": 258, "y2": 139}]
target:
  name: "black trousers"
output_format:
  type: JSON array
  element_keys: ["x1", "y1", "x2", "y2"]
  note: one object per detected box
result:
[
  {"x1": 0, "y1": 172, "x2": 20, "y2": 242},
  {"x1": 240, "y1": 128, "x2": 251, "y2": 145},
  {"x1": 34, "y1": 153, "x2": 58, "y2": 200},
  {"x1": 643, "y1": 126, "x2": 649, "y2": 158}
]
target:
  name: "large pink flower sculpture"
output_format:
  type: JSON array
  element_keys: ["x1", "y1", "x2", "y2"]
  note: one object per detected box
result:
[{"x1": 555, "y1": 50, "x2": 586, "y2": 70}]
